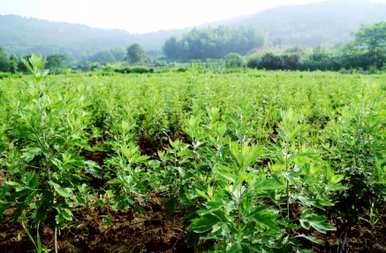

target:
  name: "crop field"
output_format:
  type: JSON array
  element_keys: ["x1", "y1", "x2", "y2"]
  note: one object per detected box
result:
[{"x1": 0, "y1": 65, "x2": 385, "y2": 252}]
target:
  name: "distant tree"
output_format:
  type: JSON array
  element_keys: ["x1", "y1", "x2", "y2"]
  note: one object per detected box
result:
[
  {"x1": 46, "y1": 54, "x2": 67, "y2": 72},
  {"x1": 246, "y1": 22, "x2": 386, "y2": 72},
  {"x1": 127, "y1": 44, "x2": 145, "y2": 65},
  {"x1": 339, "y1": 44, "x2": 370, "y2": 70},
  {"x1": 225, "y1": 53, "x2": 244, "y2": 68},
  {"x1": 351, "y1": 22, "x2": 386, "y2": 68},
  {"x1": 88, "y1": 50, "x2": 116, "y2": 64},
  {"x1": 0, "y1": 48, "x2": 10, "y2": 72},
  {"x1": 259, "y1": 53, "x2": 283, "y2": 70},
  {"x1": 281, "y1": 54, "x2": 300, "y2": 70},
  {"x1": 163, "y1": 27, "x2": 264, "y2": 61},
  {"x1": 17, "y1": 56, "x2": 30, "y2": 73},
  {"x1": 8, "y1": 56, "x2": 18, "y2": 73},
  {"x1": 110, "y1": 48, "x2": 126, "y2": 62},
  {"x1": 246, "y1": 55, "x2": 261, "y2": 69},
  {"x1": 163, "y1": 37, "x2": 180, "y2": 60}
]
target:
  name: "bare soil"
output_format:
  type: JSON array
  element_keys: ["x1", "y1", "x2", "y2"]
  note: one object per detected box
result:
[{"x1": 0, "y1": 194, "x2": 190, "y2": 253}]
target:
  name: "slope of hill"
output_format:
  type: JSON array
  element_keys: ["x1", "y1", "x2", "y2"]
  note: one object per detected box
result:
[
  {"x1": 0, "y1": 15, "x2": 186, "y2": 58},
  {"x1": 0, "y1": 0, "x2": 385, "y2": 58},
  {"x1": 216, "y1": 0, "x2": 386, "y2": 47}
]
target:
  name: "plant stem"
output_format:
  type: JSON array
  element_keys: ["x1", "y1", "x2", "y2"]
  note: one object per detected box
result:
[
  {"x1": 54, "y1": 226, "x2": 58, "y2": 253},
  {"x1": 285, "y1": 143, "x2": 290, "y2": 219}
]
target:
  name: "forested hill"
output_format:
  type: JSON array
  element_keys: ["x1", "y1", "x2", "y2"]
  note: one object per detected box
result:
[
  {"x1": 1, "y1": 0, "x2": 386, "y2": 59},
  {"x1": 0, "y1": 15, "x2": 186, "y2": 58},
  {"x1": 214, "y1": 0, "x2": 386, "y2": 47}
]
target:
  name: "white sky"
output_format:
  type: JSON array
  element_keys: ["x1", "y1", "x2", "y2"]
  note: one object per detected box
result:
[{"x1": 1, "y1": 0, "x2": 386, "y2": 33}]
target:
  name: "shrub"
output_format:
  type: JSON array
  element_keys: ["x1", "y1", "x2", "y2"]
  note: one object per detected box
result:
[
  {"x1": 224, "y1": 53, "x2": 244, "y2": 68},
  {"x1": 114, "y1": 66, "x2": 154, "y2": 74}
]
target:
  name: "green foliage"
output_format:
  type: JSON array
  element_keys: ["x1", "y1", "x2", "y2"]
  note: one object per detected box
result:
[
  {"x1": 114, "y1": 66, "x2": 154, "y2": 74},
  {"x1": 321, "y1": 85, "x2": 386, "y2": 224},
  {"x1": 163, "y1": 37, "x2": 180, "y2": 60},
  {"x1": 0, "y1": 48, "x2": 10, "y2": 72},
  {"x1": 351, "y1": 21, "x2": 386, "y2": 68},
  {"x1": 0, "y1": 70, "x2": 384, "y2": 252},
  {"x1": 45, "y1": 54, "x2": 68, "y2": 73},
  {"x1": 88, "y1": 49, "x2": 126, "y2": 65},
  {"x1": 22, "y1": 54, "x2": 49, "y2": 81},
  {"x1": 163, "y1": 27, "x2": 264, "y2": 60},
  {"x1": 246, "y1": 22, "x2": 386, "y2": 72},
  {"x1": 127, "y1": 43, "x2": 146, "y2": 65},
  {"x1": 224, "y1": 53, "x2": 244, "y2": 68}
]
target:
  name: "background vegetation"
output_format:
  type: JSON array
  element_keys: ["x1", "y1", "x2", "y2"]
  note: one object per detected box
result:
[{"x1": 1, "y1": 0, "x2": 386, "y2": 60}]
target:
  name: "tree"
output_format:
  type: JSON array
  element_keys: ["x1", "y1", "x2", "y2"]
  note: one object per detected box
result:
[
  {"x1": 259, "y1": 53, "x2": 283, "y2": 70},
  {"x1": 163, "y1": 37, "x2": 180, "y2": 60},
  {"x1": 127, "y1": 44, "x2": 145, "y2": 65},
  {"x1": 46, "y1": 54, "x2": 67, "y2": 73},
  {"x1": 8, "y1": 56, "x2": 18, "y2": 73},
  {"x1": 162, "y1": 27, "x2": 265, "y2": 61},
  {"x1": 0, "y1": 48, "x2": 10, "y2": 72},
  {"x1": 352, "y1": 22, "x2": 386, "y2": 68},
  {"x1": 17, "y1": 55, "x2": 30, "y2": 73},
  {"x1": 224, "y1": 53, "x2": 244, "y2": 68},
  {"x1": 88, "y1": 50, "x2": 116, "y2": 64}
]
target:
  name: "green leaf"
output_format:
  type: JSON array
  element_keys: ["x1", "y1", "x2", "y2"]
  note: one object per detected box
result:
[
  {"x1": 296, "y1": 234, "x2": 322, "y2": 244},
  {"x1": 55, "y1": 207, "x2": 73, "y2": 226},
  {"x1": 300, "y1": 211, "x2": 335, "y2": 234},
  {"x1": 48, "y1": 181, "x2": 73, "y2": 199},
  {"x1": 189, "y1": 214, "x2": 220, "y2": 233},
  {"x1": 249, "y1": 207, "x2": 279, "y2": 232},
  {"x1": 114, "y1": 196, "x2": 135, "y2": 210},
  {"x1": 226, "y1": 241, "x2": 243, "y2": 253},
  {"x1": 21, "y1": 147, "x2": 42, "y2": 163},
  {"x1": 6, "y1": 181, "x2": 20, "y2": 187}
]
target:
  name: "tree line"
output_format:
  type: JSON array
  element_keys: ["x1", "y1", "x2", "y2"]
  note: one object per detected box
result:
[
  {"x1": 0, "y1": 21, "x2": 385, "y2": 73},
  {"x1": 0, "y1": 44, "x2": 148, "y2": 74},
  {"x1": 245, "y1": 22, "x2": 386, "y2": 71},
  {"x1": 163, "y1": 26, "x2": 264, "y2": 60}
]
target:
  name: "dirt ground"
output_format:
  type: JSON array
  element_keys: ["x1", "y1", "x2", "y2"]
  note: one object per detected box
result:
[{"x1": 0, "y1": 194, "x2": 191, "y2": 253}]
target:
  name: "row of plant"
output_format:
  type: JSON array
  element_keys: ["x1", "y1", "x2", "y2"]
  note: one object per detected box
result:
[{"x1": 0, "y1": 56, "x2": 385, "y2": 252}]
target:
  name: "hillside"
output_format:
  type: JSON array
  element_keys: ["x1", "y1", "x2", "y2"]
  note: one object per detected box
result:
[
  {"x1": 0, "y1": 15, "x2": 186, "y2": 58},
  {"x1": 0, "y1": 0, "x2": 385, "y2": 58},
  {"x1": 214, "y1": 0, "x2": 386, "y2": 47}
]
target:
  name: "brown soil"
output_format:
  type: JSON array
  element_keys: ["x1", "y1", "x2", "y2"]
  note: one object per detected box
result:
[
  {"x1": 137, "y1": 131, "x2": 192, "y2": 159},
  {"x1": 255, "y1": 157, "x2": 274, "y2": 168},
  {"x1": 311, "y1": 206, "x2": 386, "y2": 253},
  {"x1": 137, "y1": 134, "x2": 168, "y2": 159},
  {"x1": 80, "y1": 150, "x2": 110, "y2": 167},
  {"x1": 79, "y1": 150, "x2": 111, "y2": 188},
  {"x1": 168, "y1": 131, "x2": 192, "y2": 146},
  {"x1": 307, "y1": 115, "x2": 330, "y2": 130},
  {"x1": 269, "y1": 124, "x2": 279, "y2": 143},
  {"x1": 0, "y1": 194, "x2": 190, "y2": 253}
]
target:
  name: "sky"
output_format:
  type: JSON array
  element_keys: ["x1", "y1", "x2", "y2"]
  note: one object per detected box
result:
[{"x1": 1, "y1": 0, "x2": 386, "y2": 33}]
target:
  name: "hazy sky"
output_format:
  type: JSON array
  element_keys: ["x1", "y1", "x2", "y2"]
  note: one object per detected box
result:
[{"x1": 1, "y1": 0, "x2": 386, "y2": 33}]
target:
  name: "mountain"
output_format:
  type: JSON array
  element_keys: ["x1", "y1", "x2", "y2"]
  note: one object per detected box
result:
[
  {"x1": 0, "y1": 15, "x2": 186, "y2": 59},
  {"x1": 214, "y1": 0, "x2": 386, "y2": 47},
  {"x1": 0, "y1": 0, "x2": 386, "y2": 59}
]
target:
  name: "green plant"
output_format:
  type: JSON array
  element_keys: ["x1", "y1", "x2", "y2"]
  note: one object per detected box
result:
[
  {"x1": 189, "y1": 138, "x2": 344, "y2": 252},
  {"x1": 0, "y1": 69, "x2": 384, "y2": 252},
  {"x1": 0, "y1": 55, "x2": 89, "y2": 252}
]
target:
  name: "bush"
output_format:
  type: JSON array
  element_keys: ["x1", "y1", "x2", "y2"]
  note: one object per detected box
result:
[
  {"x1": 0, "y1": 72, "x2": 13, "y2": 79},
  {"x1": 247, "y1": 50, "x2": 341, "y2": 72},
  {"x1": 114, "y1": 66, "x2": 154, "y2": 74},
  {"x1": 224, "y1": 53, "x2": 244, "y2": 68}
]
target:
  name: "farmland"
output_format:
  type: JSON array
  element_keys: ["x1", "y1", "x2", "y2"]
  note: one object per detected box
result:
[{"x1": 0, "y1": 66, "x2": 385, "y2": 252}]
